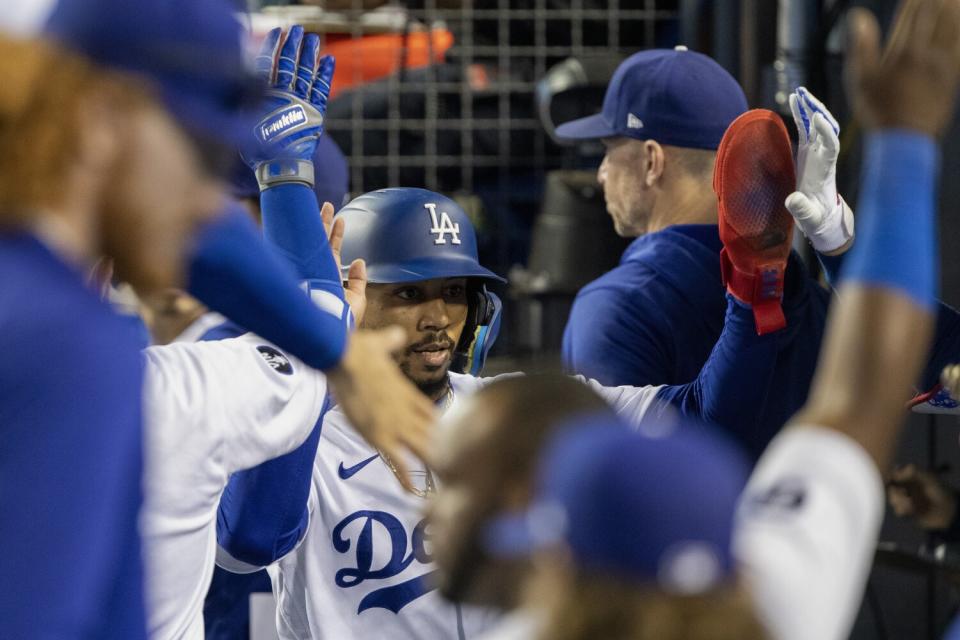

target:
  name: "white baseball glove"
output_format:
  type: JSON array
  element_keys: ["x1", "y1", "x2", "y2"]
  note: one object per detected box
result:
[{"x1": 785, "y1": 87, "x2": 855, "y2": 254}]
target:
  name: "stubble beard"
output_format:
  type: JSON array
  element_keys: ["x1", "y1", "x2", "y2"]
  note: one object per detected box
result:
[{"x1": 398, "y1": 358, "x2": 452, "y2": 403}]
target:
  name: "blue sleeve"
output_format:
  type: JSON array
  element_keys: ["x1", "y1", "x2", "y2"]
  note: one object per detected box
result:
[
  {"x1": 187, "y1": 202, "x2": 347, "y2": 371},
  {"x1": 217, "y1": 396, "x2": 330, "y2": 567},
  {"x1": 260, "y1": 183, "x2": 342, "y2": 284},
  {"x1": 0, "y1": 319, "x2": 146, "y2": 639},
  {"x1": 562, "y1": 286, "x2": 673, "y2": 387},
  {"x1": 655, "y1": 296, "x2": 779, "y2": 450}
]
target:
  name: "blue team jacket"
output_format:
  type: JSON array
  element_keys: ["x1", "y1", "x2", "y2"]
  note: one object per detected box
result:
[
  {"x1": 563, "y1": 224, "x2": 832, "y2": 460},
  {"x1": 0, "y1": 232, "x2": 146, "y2": 639}
]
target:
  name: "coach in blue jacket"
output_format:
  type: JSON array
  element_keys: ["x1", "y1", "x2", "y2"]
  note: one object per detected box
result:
[{"x1": 559, "y1": 48, "x2": 832, "y2": 459}]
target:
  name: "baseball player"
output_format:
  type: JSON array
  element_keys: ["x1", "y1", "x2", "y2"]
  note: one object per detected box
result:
[
  {"x1": 212, "y1": 85, "x2": 811, "y2": 640},
  {"x1": 472, "y1": 3, "x2": 959, "y2": 639},
  {"x1": 202, "y1": 57, "x2": 353, "y2": 640},
  {"x1": 430, "y1": 112, "x2": 810, "y2": 638},
  {"x1": 557, "y1": 47, "x2": 834, "y2": 461},
  {"x1": 214, "y1": 187, "x2": 667, "y2": 639},
  {"x1": 132, "y1": 27, "x2": 438, "y2": 640}
]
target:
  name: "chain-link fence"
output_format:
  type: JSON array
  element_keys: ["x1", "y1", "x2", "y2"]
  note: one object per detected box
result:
[
  {"x1": 253, "y1": 1, "x2": 679, "y2": 272},
  {"x1": 324, "y1": 2, "x2": 678, "y2": 193}
]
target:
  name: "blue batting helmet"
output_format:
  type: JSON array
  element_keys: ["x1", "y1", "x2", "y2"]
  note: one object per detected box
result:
[{"x1": 337, "y1": 188, "x2": 505, "y2": 375}]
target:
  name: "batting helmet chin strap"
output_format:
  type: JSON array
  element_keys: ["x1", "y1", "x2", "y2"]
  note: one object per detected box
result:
[{"x1": 452, "y1": 286, "x2": 502, "y2": 376}]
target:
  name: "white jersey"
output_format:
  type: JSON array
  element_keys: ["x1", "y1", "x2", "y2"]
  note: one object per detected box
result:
[
  {"x1": 142, "y1": 333, "x2": 328, "y2": 640},
  {"x1": 168, "y1": 312, "x2": 229, "y2": 345},
  {"x1": 734, "y1": 425, "x2": 884, "y2": 640},
  {"x1": 235, "y1": 372, "x2": 662, "y2": 640}
]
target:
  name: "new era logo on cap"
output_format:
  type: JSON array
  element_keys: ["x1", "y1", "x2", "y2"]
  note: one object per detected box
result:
[{"x1": 627, "y1": 113, "x2": 644, "y2": 129}]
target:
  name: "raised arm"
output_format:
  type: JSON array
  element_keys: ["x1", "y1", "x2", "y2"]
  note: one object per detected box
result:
[
  {"x1": 736, "y1": 4, "x2": 960, "y2": 639},
  {"x1": 217, "y1": 27, "x2": 435, "y2": 568}
]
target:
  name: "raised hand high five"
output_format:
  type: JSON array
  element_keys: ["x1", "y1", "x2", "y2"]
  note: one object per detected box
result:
[{"x1": 244, "y1": 26, "x2": 336, "y2": 189}]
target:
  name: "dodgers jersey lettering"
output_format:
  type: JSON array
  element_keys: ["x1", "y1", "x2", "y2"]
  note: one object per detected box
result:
[
  {"x1": 142, "y1": 333, "x2": 328, "y2": 640},
  {"x1": 261, "y1": 372, "x2": 662, "y2": 640}
]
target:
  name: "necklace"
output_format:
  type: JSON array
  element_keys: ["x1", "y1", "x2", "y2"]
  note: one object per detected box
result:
[
  {"x1": 378, "y1": 385, "x2": 454, "y2": 498},
  {"x1": 378, "y1": 448, "x2": 437, "y2": 498}
]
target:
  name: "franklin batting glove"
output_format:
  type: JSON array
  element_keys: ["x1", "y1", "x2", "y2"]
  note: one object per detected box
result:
[
  {"x1": 785, "y1": 87, "x2": 854, "y2": 254},
  {"x1": 243, "y1": 26, "x2": 335, "y2": 190}
]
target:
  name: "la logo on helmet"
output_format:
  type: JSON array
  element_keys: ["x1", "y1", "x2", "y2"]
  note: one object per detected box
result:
[{"x1": 425, "y1": 203, "x2": 461, "y2": 245}]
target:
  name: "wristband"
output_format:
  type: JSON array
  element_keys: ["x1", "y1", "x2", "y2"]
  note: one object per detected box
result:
[
  {"x1": 840, "y1": 131, "x2": 939, "y2": 309},
  {"x1": 256, "y1": 159, "x2": 315, "y2": 190}
]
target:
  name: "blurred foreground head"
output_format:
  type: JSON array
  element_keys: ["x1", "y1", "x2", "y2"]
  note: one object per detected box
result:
[
  {"x1": 0, "y1": 0, "x2": 258, "y2": 293},
  {"x1": 429, "y1": 375, "x2": 614, "y2": 606},
  {"x1": 485, "y1": 409, "x2": 766, "y2": 640}
]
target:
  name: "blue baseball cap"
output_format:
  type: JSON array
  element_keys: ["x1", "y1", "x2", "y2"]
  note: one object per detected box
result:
[
  {"x1": 485, "y1": 412, "x2": 749, "y2": 593},
  {"x1": 554, "y1": 47, "x2": 747, "y2": 150},
  {"x1": 43, "y1": 0, "x2": 260, "y2": 150},
  {"x1": 229, "y1": 135, "x2": 350, "y2": 210}
]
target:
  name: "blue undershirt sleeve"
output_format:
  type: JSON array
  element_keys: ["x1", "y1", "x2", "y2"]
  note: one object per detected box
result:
[
  {"x1": 654, "y1": 295, "x2": 779, "y2": 454},
  {"x1": 815, "y1": 251, "x2": 844, "y2": 286},
  {"x1": 260, "y1": 183, "x2": 342, "y2": 284},
  {"x1": 187, "y1": 202, "x2": 347, "y2": 371},
  {"x1": 217, "y1": 396, "x2": 330, "y2": 567}
]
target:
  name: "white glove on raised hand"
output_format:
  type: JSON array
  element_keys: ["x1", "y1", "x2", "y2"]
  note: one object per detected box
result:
[{"x1": 785, "y1": 87, "x2": 855, "y2": 254}]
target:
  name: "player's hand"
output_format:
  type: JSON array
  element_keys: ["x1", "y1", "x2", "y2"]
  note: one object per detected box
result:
[
  {"x1": 327, "y1": 327, "x2": 437, "y2": 491},
  {"x1": 785, "y1": 87, "x2": 855, "y2": 256},
  {"x1": 847, "y1": 0, "x2": 960, "y2": 137},
  {"x1": 320, "y1": 201, "x2": 367, "y2": 324},
  {"x1": 242, "y1": 26, "x2": 335, "y2": 185},
  {"x1": 888, "y1": 464, "x2": 957, "y2": 530}
]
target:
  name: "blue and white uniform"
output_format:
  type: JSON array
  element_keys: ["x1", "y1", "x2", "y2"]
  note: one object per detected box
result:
[{"x1": 218, "y1": 372, "x2": 662, "y2": 640}]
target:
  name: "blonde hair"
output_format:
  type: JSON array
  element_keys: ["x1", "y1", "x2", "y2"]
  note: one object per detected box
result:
[
  {"x1": 0, "y1": 35, "x2": 146, "y2": 224},
  {"x1": 530, "y1": 563, "x2": 768, "y2": 640}
]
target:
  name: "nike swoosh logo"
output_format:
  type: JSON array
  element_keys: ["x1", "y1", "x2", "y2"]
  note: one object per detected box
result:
[{"x1": 338, "y1": 454, "x2": 379, "y2": 480}]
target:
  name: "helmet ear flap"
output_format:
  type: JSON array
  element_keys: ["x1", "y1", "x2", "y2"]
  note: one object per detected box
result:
[{"x1": 452, "y1": 284, "x2": 501, "y2": 375}]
